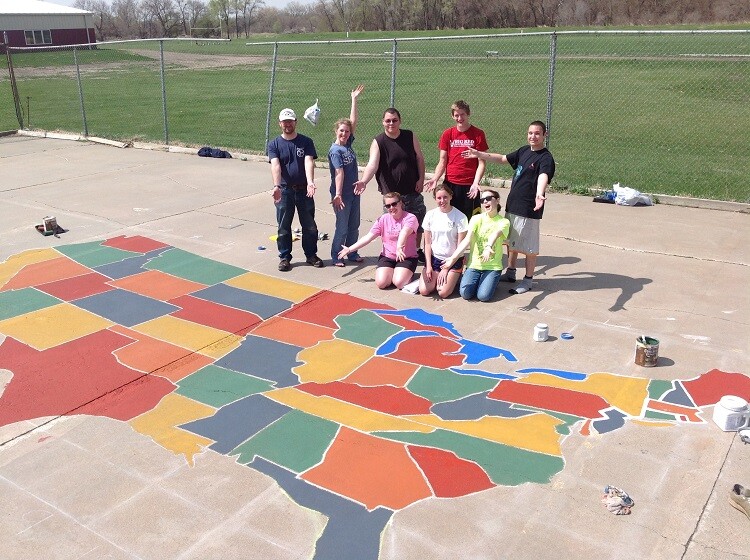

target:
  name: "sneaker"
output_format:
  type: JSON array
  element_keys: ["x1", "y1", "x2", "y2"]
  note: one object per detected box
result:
[
  {"x1": 510, "y1": 277, "x2": 532, "y2": 294},
  {"x1": 306, "y1": 255, "x2": 325, "y2": 268},
  {"x1": 417, "y1": 249, "x2": 426, "y2": 264},
  {"x1": 500, "y1": 268, "x2": 516, "y2": 283},
  {"x1": 278, "y1": 259, "x2": 291, "y2": 272},
  {"x1": 729, "y1": 484, "x2": 750, "y2": 521}
]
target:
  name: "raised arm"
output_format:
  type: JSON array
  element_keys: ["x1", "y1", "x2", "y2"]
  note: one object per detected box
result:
[
  {"x1": 462, "y1": 148, "x2": 507, "y2": 165},
  {"x1": 350, "y1": 84, "x2": 363, "y2": 134}
]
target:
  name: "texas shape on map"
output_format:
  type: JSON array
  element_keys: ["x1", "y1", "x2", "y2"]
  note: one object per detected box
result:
[{"x1": 1, "y1": 236, "x2": 748, "y2": 559}]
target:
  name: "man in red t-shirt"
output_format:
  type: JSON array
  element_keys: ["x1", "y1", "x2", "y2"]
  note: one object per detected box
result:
[{"x1": 425, "y1": 100, "x2": 489, "y2": 221}]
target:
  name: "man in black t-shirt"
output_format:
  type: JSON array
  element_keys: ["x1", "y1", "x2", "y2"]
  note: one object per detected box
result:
[{"x1": 461, "y1": 121, "x2": 555, "y2": 294}]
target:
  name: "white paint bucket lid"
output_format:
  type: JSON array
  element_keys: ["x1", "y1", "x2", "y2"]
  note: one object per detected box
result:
[{"x1": 718, "y1": 395, "x2": 748, "y2": 412}]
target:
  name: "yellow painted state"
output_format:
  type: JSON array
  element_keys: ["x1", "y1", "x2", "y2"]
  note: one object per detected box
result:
[
  {"x1": 225, "y1": 271, "x2": 318, "y2": 303},
  {"x1": 631, "y1": 419, "x2": 674, "y2": 428},
  {"x1": 0, "y1": 303, "x2": 113, "y2": 350},
  {"x1": 295, "y1": 339, "x2": 374, "y2": 383},
  {"x1": 265, "y1": 387, "x2": 435, "y2": 434},
  {"x1": 407, "y1": 413, "x2": 564, "y2": 457},
  {"x1": 130, "y1": 393, "x2": 214, "y2": 466},
  {"x1": 518, "y1": 372, "x2": 649, "y2": 416},
  {"x1": 0, "y1": 248, "x2": 59, "y2": 289},
  {"x1": 132, "y1": 315, "x2": 243, "y2": 359}
]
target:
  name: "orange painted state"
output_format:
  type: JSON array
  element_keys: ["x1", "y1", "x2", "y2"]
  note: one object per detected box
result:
[
  {"x1": 250, "y1": 316, "x2": 335, "y2": 348},
  {"x1": 281, "y1": 291, "x2": 394, "y2": 329},
  {"x1": 1, "y1": 257, "x2": 92, "y2": 291},
  {"x1": 102, "y1": 235, "x2": 170, "y2": 253},
  {"x1": 489, "y1": 380, "x2": 609, "y2": 419},
  {"x1": 302, "y1": 426, "x2": 432, "y2": 511},
  {"x1": 168, "y1": 295, "x2": 262, "y2": 336},
  {"x1": 408, "y1": 445, "x2": 494, "y2": 498},
  {"x1": 110, "y1": 270, "x2": 207, "y2": 301},
  {"x1": 647, "y1": 399, "x2": 702, "y2": 422},
  {"x1": 110, "y1": 325, "x2": 213, "y2": 382},
  {"x1": 387, "y1": 335, "x2": 465, "y2": 369},
  {"x1": 345, "y1": 356, "x2": 418, "y2": 387},
  {"x1": 297, "y1": 381, "x2": 432, "y2": 415}
]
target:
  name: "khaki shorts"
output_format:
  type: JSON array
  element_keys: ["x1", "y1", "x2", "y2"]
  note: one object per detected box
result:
[{"x1": 506, "y1": 212, "x2": 540, "y2": 255}]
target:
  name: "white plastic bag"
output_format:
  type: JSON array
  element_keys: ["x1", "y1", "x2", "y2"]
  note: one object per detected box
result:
[
  {"x1": 613, "y1": 182, "x2": 653, "y2": 206},
  {"x1": 304, "y1": 99, "x2": 320, "y2": 126}
]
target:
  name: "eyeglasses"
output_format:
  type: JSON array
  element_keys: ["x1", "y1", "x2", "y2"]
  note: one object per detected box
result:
[
  {"x1": 383, "y1": 201, "x2": 400, "y2": 209},
  {"x1": 480, "y1": 196, "x2": 498, "y2": 203},
  {"x1": 384, "y1": 119, "x2": 400, "y2": 124}
]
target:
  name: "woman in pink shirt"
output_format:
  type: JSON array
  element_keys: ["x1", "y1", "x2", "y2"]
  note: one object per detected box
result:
[{"x1": 338, "y1": 192, "x2": 418, "y2": 289}]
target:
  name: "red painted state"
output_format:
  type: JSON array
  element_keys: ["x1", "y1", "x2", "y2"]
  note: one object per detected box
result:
[
  {"x1": 388, "y1": 335, "x2": 465, "y2": 369},
  {"x1": 0, "y1": 331, "x2": 175, "y2": 426},
  {"x1": 489, "y1": 380, "x2": 609, "y2": 419},
  {"x1": 379, "y1": 315, "x2": 457, "y2": 340},
  {"x1": 297, "y1": 381, "x2": 433, "y2": 415},
  {"x1": 168, "y1": 295, "x2": 262, "y2": 336},
  {"x1": 36, "y1": 271, "x2": 115, "y2": 301},
  {"x1": 408, "y1": 445, "x2": 494, "y2": 497},
  {"x1": 681, "y1": 369, "x2": 750, "y2": 406},
  {"x1": 281, "y1": 291, "x2": 393, "y2": 329},
  {"x1": 102, "y1": 235, "x2": 170, "y2": 253}
]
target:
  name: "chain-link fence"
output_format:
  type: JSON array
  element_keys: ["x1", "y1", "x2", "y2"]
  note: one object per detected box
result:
[{"x1": 3, "y1": 31, "x2": 749, "y2": 202}]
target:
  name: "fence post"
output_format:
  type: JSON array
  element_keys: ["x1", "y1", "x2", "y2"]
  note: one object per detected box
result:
[
  {"x1": 4, "y1": 32, "x2": 24, "y2": 129},
  {"x1": 545, "y1": 32, "x2": 557, "y2": 149},
  {"x1": 265, "y1": 42, "x2": 279, "y2": 153},
  {"x1": 389, "y1": 39, "x2": 398, "y2": 107},
  {"x1": 159, "y1": 40, "x2": 169, "y2": 145},
  {"x1": 73, "y1": 46, "x2": 89, "y2": 136}
]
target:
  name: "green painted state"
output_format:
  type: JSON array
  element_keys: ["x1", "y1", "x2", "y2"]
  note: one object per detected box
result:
[
  {"x1": 647, "y1": 379, "x2": 673, "y2": 400},
  {"x1": 545, "y1": 411, "x2": 585, "y2": 435},
  {"x1": 407, "y1": 366, "x2": 498, "y2": 404},
  {"x1": 335, "y1": 309, "x2": 403, "y2": 348},
  {"x1": 374, "y1": 428, "x2": 564, "y2": 486},
  {"x1": 645, "y1": 410, "x2": 676, "y2": 421},
  {"x1": 145, "y1": 248, "x2": 246, "y2": 284},
  {"x1": 232, "y1": 410, "x2": 339, "y2": 473},
  {"x1": 0, "y1": 288, "x2": 61, "y2": 320},
  {"x1": 176, "y1": 365, "x2": 273, "y2": 407},
  {"x1": 55, "y1": 241, "x2": 138, "y2": 268}
]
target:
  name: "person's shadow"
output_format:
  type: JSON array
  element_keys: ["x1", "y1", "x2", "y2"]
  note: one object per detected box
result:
[{"x1": 514, "y1": 267, "x2": 652, "y2": 312}]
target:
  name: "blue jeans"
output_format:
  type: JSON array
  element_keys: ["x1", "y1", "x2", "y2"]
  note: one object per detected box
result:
[
  {"x1": 331, "y1": 195, "x2": 361, "y2": 262},
  {"x1": 460, "y1": 268, "x2": 501, "y2": 302},
  {"x1": 276, "y1": 186, "x2": 318, "y2": 261}
]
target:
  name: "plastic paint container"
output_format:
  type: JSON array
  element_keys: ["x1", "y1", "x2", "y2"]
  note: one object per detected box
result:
[
  {"x1": 712, "y1": 395, "x2": 750, "y2": 432},
  {"x1": 533, "y1": 323, "x2": 549, "y2": 342},
  {"x1": 634, "y1": 336, "x2": 659, "y2": 367}
]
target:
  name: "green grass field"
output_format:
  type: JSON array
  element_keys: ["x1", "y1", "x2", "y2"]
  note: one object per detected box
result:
[{"x1": 2, "y1": 26, "x2": 748, "y2": 202}]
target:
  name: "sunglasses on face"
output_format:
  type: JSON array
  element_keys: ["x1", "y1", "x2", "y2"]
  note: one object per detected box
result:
[
  {"x1": 480, "y1": 196, "x2": 498, "y2": 203},
  {"x1": 384, "y1": 119, "x2": 399, "y2": 124},
  {"x1": 383, "y1": 201, "x2": 400, "y2": 209}
]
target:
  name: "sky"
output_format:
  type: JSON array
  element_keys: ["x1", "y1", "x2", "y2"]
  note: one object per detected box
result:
[{"x1": 45, "y1": 0, "x2": 301, "y2": 10}]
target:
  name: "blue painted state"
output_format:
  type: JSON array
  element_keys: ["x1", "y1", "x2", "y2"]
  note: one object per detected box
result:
[
  {"x1": 515, "y1": 367, "x2": 587, "y2": 381},
  {"x1": 180, "y1": 394, "x2": 291, "y2": 454},
  {"x1": 250, "y1": 457, "x2": 393, "y2": 560},
  {"x1": 214, "y1": 335, "x2": 302, "y2": 387},
  {"x1": 375, "y1": 308, "x2": 461, "y2": 337},
  {"x1": 432, "y1": 392, "x2": 535, "y2": 420},
  {"x1": 450, "y1": 368, "x2": 516, "y2": 381},
  {"x1": 592, "y1": 408, "x2": 627, "y2": 434},
  {"x1": 191, "y1": 284, "x2": 291, "y2": 319},
  {"x1": 93, "y1": 248, "x2": 171, "y2": 280},
  {"x1": 662, "y1": 381, "x2": 695, "y2": 407},
  {"x1": 75, "y1": 288, "x2": 179, "y2": 327},
  {"x1": 456, "y1": 339, "x2": 517, "y2": 364}
]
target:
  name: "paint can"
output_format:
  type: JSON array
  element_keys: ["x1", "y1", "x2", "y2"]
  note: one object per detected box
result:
[
  {"x1": 42, "y1": 216, "x2": 58, "y2": 236},
  {"x1": 634, "y1": 336, "x2": 659, "y2": 367},
  {"x1": 712, "y1": 395, "x2": 750, "y2": 432},
  {"x1": 533, "y1": 323, "x2": 548, "y2": 342}
]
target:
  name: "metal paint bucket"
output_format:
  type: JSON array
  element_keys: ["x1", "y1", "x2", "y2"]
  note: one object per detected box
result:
[{"x1": 634, "y1": 336, "x2": 659, "y2": 367}]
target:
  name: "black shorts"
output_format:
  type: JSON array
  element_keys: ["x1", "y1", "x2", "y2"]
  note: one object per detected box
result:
[
  {"x1": 377, "y1": 254, "x2": 418, "y2": 271},
  {"x1": 431, "y1": 255, "x2": 464, "y2": 272}
]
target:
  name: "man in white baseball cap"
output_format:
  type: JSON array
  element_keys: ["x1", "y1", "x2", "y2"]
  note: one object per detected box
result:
[{"x1": 268, "y1": 108, "x2": 324, "y2": 271}]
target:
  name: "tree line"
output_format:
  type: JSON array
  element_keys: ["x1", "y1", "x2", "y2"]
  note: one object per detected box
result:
[{"x1": 74, "y1": 0, "x2": 749, "y2": 40}]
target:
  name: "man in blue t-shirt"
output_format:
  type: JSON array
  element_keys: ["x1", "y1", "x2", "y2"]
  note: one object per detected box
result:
[{"x1": 268, "y1": 108, "x2": 324, "y2": 271}]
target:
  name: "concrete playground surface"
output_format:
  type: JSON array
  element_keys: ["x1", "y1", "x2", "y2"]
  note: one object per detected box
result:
[{"x1": 1, "y1": 134, "x2": 749, "y2": 560}]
